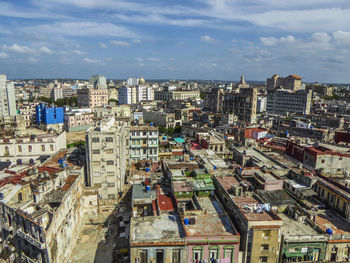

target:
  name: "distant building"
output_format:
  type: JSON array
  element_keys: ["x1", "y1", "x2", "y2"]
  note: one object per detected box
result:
[
  {"x1": 266, "y1": 89, "x2": 312, "y2": 115},
  {"x1": 0, "y1": 74, "x2": 16, "y2": 117},
  {"x1": 89, "y1": 74, "x2": 107, "y2": 89},
  {"x1": 223, "y1": 87, "x2": 258, "y2": 123},
  {"x1": 126, "y1": 77, "x2": 139, "y2": 86},
  {"x1": 154, "y1": 90, "x2": 200, "y2": 101},
  {"x1": 77, "y1": 85, "x2": 108, "y2": 108},
  {"x1": 203, "y1": 87, "x2": 224, "y2": 112},
  {"x1": 35, "y1": 103, "x2": 64, "y2": 131},
  {"x1": 64, "y1": 109, "x2": 94, "y2": 132},
  {"x1": 257, "y1": 96, "x2": 267, "y2": 113},
  {"x1": 237, "y1": 75, "x2": 249, "y2": 89},
  {"x1": 313, "y1": 85, "x2": 333, "y2": 97},
  {"x1": 143, "y1": 110, "x2": 177, "y2": 128},
  {"x1": 130, "y1": 126, "x2": 159, "y2": 162},
  {"x1": 119, "y1": 85, "x2": 154, "y2": 105},
  {"x1": 267, "y1": 74, "x2": 302, "y2": 92},
  {"x1": 52, "y1": 87, "x2": 63, "y2": 101},
  {"x1": 86, "y1": 119, "x2": 128, "y2": 204}
]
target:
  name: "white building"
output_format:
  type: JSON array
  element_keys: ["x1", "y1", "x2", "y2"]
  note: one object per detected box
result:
[
  {"x1": 257, "y1": 96, "x2": 267, "y2": 113},
  {"x1": 127, "y1": 77, "x2": 139, "y2": 86},
  {"x1": 0, "y1": 74, "x2": 16, "y2": 117},
  {"x1": 52, "y1": 87, "x2": 63, "y2": 101},
  {"x1": 0, "y1": 132, "x2": 67, "y2": 164},
  {"x1": 130, "y1": 126, "x2": 159, "y2": 162},
  {"x1": 267, "y1": 89, "x2": 312, "y2": 116},
  {"x1": 89, "y1": 75, "x2": 107, "y2": 89},
  {"x1": 119, "y1": 85, "x2": 154, "y2": 105},
  {"x1": 86, "y1": 118, "x2": 129, "y2": 203}
]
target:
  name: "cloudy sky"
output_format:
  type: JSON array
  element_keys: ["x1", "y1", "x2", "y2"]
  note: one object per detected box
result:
[{"x1": 0, "y1": 0, "x2": 350, "y2": 82}]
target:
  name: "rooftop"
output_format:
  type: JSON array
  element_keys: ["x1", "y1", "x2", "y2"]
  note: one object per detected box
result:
[
  {"x1": 279, "y1": 213, "x2": 320, "y2": 236},
  {"x1": 131, "y1": 214, "x2": 184, "y2": 243}
]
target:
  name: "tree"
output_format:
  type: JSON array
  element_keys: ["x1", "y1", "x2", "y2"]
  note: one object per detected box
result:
[
  {"x1": 167, "y1": 127, "x2": 174, "y2": 135},
  {"x1": 174, "y1": 125, "x2": 182, "y2": 134},
  {"x1": 158, "y1": 125, "x2": 166, "y2": 134}
]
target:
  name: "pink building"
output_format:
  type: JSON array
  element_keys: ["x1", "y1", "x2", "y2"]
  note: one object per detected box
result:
[
  {"x1": 77, "y1": 87, "x2": 108, "y2": 108},
  {"x1": 181, "y1": 196, "x2": 240, "y2": 263},
  {"x1": 64, "y1": 112, "x2": 94, "y2": 132}
]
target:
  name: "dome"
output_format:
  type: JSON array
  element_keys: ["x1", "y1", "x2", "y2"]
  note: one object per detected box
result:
[{"x1": 139, "y1": 77, "x2": 145, "y2": 85}]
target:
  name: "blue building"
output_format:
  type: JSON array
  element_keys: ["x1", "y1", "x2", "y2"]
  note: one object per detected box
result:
[{"x1": 36, "y1": 103, "x2": 64, "y2": 125}]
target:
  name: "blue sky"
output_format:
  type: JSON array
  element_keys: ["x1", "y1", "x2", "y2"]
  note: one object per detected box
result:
[{"x1": 0, "y1": 0, "x2": 350, "y2": 82}]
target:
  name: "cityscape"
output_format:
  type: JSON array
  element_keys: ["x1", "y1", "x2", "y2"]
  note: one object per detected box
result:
[{"x1": 1, "y1": 1, "x2": 350, "y2": 263}]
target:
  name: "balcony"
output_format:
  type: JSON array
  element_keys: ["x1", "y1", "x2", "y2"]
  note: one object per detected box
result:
[{"x1": 17, "y1": 229, "x2": 44, "y2": 250}]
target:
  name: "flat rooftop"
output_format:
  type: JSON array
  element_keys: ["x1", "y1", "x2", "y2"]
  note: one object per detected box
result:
[
  {"x1": 279, "y1": 213, "x2": 319, "y2": 236},
  {"x1": 131, "y1": 214, "x2": 184, "y2": 243},
  {"x1": 233, "y1": 196, "x2": 282, "y2": 222},
  {"x1": 184, "y1": 196, "x2": 237, "y2": 237},
  {"x1": 315, "y1": 213, "x2": 350, "y2": 235}
]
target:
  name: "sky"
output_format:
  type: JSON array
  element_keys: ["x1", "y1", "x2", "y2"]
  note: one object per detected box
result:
[{"x1": 0, "y1": 0, "x2": 350, "y2": 82}]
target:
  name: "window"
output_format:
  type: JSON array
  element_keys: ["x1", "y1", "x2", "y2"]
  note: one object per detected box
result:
[
  {"x1": 193, "y1": 249, "x2": 202, "y2": 261},
  {"x1": 210, "y1": 249, "x2": 218, "y2": 260},
  {"x1": 261, "y1": 244, "x2": 269, "y2": 251},
  {"x1": 93, "y1": 172, "x2": 101, "y2": 177},
  {"x1": 156, "y1": 249, "x2": 164, "y2": 263},
  {"x1": 140, "y1": 250, "x2": 148, "y2": 263},
  {"x1": 143, "y1": 139, "x2": 147, "y2": 144},
  {"x1": 28, "y1": 145, "x2": 32, "y2": 152},
  {"x1": 4, "y1": 146, "x2": 9, "y2": 156},
  {"x1": 41, "y1": 145, "x2": 45, "y2": 152},
  {"x1": 262, "y1": 230, "x2": 271, "y2": 238},
  {"x1": 93, "y1": 149, "x2": 100, "y2": 154},
  {"x1": 172, "y1": 249, "x2": 181, "y2": 263},
  {"x1": 50, "y1": 144, "x2": 54, "y2": 151},
  {"x1": 260, "y1": 256, "x2": 268, "y2": 263},
  {"x1": 108, "y1": 183, "x2": 115, "y2": 187},
  {"x1": 107, "y1": 172, "x2": 114, "y2": 177},
  {"x1": 94, "y1": 183, "x2": 102, "y2": 188},
  {"x1": 106, "y1": 149, "x2": 114, "y2": 154},
  {"x1": 93, "y1": 161, "x2": 101, "y2": 166},
  {"x1": 321, "y1": 159, "x2": 325, "y2": 164},
  {"x1": 92, "y1": 137, "x2": 100, "y2": 143},
  {"x1": 18, "y1": 146, "x2": 22, "y2": 152},
  {"x1": 108, "y1": 194, "x2": 115, "y2": 199},
  {"x1": 224, "y1": 249, "x2": 233, "y2": 263},
  {"x1": 143, "y1": 149, "x2": 147, "y2": 154},
  {"x1": 106, "y1": 160, "x2": 114, "y2": 165},
  {"x1": 143, "y1": 132, "x2": 147, "y2": 136},
  {"x1": 106, "y1": 137, "x2": 114, "y2": 142}
]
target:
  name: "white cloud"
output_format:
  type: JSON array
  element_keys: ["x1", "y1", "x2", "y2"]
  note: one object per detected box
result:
[
  {"x1": 27, "y1": 57, "x2": 37, "y2": 63},
  {"x1": 133, "y1": 39, "x2": 141, "y2": 44},
  {"x1": 3, "y1": 43, "x2": 35, "y2": 54},
  {"x1": 39, "y1": 46, "x2": 53, "y2": 55},
  {"x1": 138, "y1": 62, "x2": 144, "y2": 67},
  {"x1": 333, "y1": 31, "x2": 350, "y2": 46},
  {"x1": 0, "y1": 52, "x2": 8, "y2": 59},
  {"x1": 147, "y1": 57, "x2": 160, "y2": 62},
  {"x1": 99, "y1": 42, "x2": 107, "y2": 48},
  {"x1": 83, "y1": 58, "x2": 100, "y2": 63},
  {"x1": 200, "y1": 35, "x2": 217, "y2": 44},
  {"x1": 260, "y1": 35, "x2": 296, "y2": 46},
  {"x1": 27, "y1": 22, "x2": 137, "y2": 38},
  {"x1": 71, "y1": 49, "x2": 85, "y2": 55},
  {"x1": 311, "y1": 32, "x2": 331, "y2": 43},
  {"x1": 136, "y1": 57, "x2": 143, "y2": 62},
  {"x1": 110, "y1": 40, "x2": 130, "y2": 47}
]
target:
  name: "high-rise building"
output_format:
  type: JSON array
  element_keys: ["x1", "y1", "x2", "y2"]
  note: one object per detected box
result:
[
  {"x1": 77, "y1": 84, "x2": 108, "y2": 108},
  {"x1": 119, "y1": 85, "x2": 154, "y2": 105},
  {"x1": 130, "y1": 126, "x2": 159, "y2": 162},
  {"x1": 266, "y1": 89, "x2": 312, "y2": 115},
  {"x1": 86, "y1": 118, "x2": 129, "y2": 202},
  {"x1": 266, "y1": 74, "x2": 302, "y2": 92},
  {"x1": 126, "y1": 77, "x2": 139, "y2": 86},
  {"x1": 0, "y1": 74, "x2": 16, "y2": 117},
  {"x1": 89, "y1": 75, "x2": 107, "y2": 89},
  {"x1": 223, "y1": 87, "x2": 258, "y2": 123}
]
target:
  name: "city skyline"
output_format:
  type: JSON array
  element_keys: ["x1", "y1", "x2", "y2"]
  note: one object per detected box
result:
[{"x1": 0, "y1": 1, "x2": 350, "y2": 82}]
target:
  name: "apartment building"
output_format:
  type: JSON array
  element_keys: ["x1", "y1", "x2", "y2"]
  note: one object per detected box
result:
[
  {"x1": 130, "y1": 126, "x2": 159, "y2": 162},
  {"x1": 0, "y1": 74, "x2": 16, "y2": 118},
  {"x1": 77, "y1": 85, "x2": 108, "y2": 108},
  {"x1": 17, "y1": 101, "x2": 39, "y2": 127},
  {"x1": 154, "y1": 90, "x2": 200, "y2": 101},
  {"x1": 203, "y1": 87, "x2": 224, "y2": 112},
  {"x1": 118, "y1": 85, "x2": 154, "y2": 104},
  {"x1": 0, "y1": 151, "x2": 85, "y2": 263},
  {"x1": 64, "y1": 111, "x2": 94, "y2": 132},
  {"x1": 143, "y1": 110, "x2": 178, "y2": 128},
  {"x1": 86, "y1": 118, "x2": 128, "y2": 204},
  {"x1": 266, "y1": 89, "x2": 312, "y2": 115},
  {"x1": 0, "y1": 132, "x2": 66, "y2": 164},
  {"x1": 223, "y1": 87, "x2": 258, "y2": 124},
  {"x1": 267, "y1": 74, "x2": 302, "y2": 92}
]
